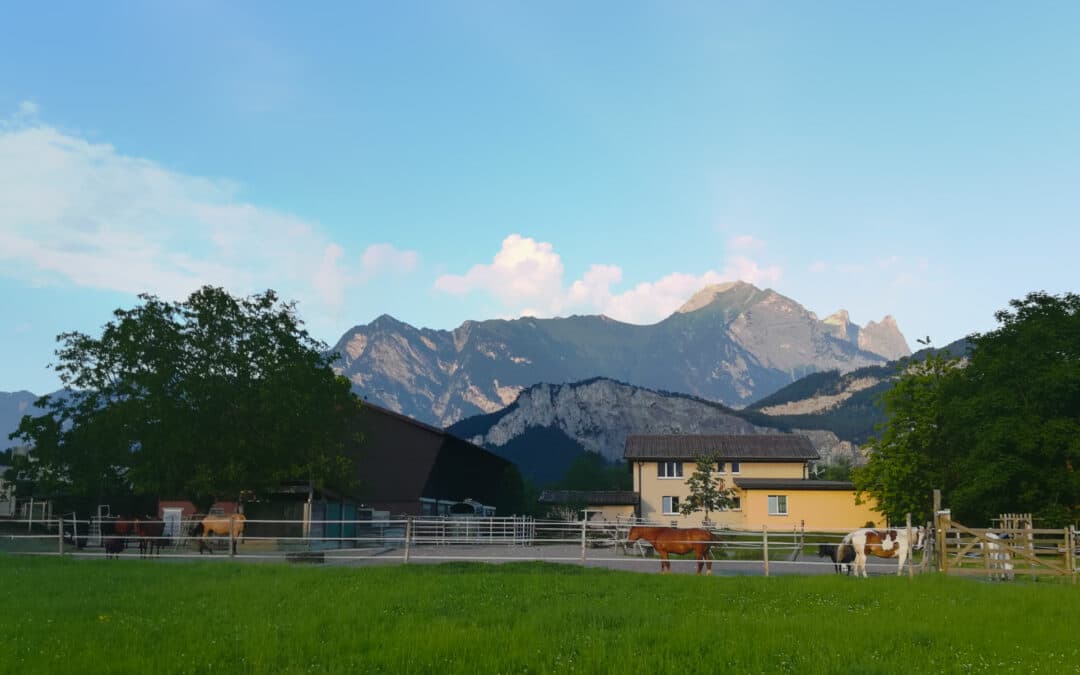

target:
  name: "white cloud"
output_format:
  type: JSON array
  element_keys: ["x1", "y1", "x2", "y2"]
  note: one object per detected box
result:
[
  {"x1": 17, "y1": 100, "x2": 39, "y2": 117},
  {"x1": 808, "y1": 261, "x2": 828, "y2": 273},
  {"x1": 312, "y1": 244, "x2": 347, "y2": 310},
  {"x1": 729, "y1": 234, "x2": 765, "y2": 252},
  {"x1": 435, "y1": 235, "x2": 566, "y2": 312},
  {"x1": 0, "y1": 117, "x2": 418, "y2": 317},
  {"x1": 434, "y1": 234, "x2": 783, "y2": 324},
  {"x1": 359, "y1": 243, "x2": 419, "y2": 283}
]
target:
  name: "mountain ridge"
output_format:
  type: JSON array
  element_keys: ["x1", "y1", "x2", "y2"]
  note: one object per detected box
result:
[{"x1": 333, "y1": 282, "x2": 910, "y2": 426}]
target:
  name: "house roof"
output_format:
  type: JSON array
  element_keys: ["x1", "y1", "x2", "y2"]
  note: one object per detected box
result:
[
  {"x1": 624, "y1": 434, "x2": 819, "y2": 461},
  {"x1": 733, "y1": 478, "x2": 854, "y2": 491},
  {"x1": 537, "y1": 489, "x2": 639, "y2": 506}
]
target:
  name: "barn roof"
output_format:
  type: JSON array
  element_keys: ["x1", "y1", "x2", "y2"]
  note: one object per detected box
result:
[
  {"x1": 537, "y1": 490, "x2": 639, "y2": 506},
  {"x1": 733, "y1": 478, "x2": 854, "y2": 491},
  {"x1": 624, "y1": 434, "x2": 818, "y2": 461}
]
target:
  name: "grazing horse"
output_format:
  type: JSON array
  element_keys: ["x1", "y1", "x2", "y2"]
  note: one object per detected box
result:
[
  {"x1": 193, "y1": 513, "x2": 246, "y2": 554},
  {"x1": 626, "y1": 526, "x2": 717, "y2": 575},
  {"x1": 817, "y1": 542, "x2": 855, "y2": 575},
  {"x1": 134, "y1": 517, "x2": 167, "y2": 557},
  {"x1": 838, "y1": 527, "x2": 926, "y2": 577},
  {"x1": 101, "y1": 516, "x2": 131, "y2": 559}
]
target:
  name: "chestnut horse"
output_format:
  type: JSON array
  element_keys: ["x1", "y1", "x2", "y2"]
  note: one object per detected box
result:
[
  {"x1": 626, "y1": 526, "x2": 717, "y2": 575},
  {"x1": 838, "y1": 526, "x2": 926, "y2": 577},
  {"x1": 193, "y1": 513, "x2": 246, "y2": 554},
  {"x1": 134, "y1": 517, "x2": 166, "y2": 557}
]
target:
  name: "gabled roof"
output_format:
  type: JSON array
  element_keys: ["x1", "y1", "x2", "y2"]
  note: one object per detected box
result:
[
  {"x1": 734, "y1": 478, "x2": 854, "y2": 491},
  {"x1": 538, "y1": 489, "x2": 639, "y2": 506},
  {"x1": 624, "y1": 434, "x2": 818, "y2": 461}
]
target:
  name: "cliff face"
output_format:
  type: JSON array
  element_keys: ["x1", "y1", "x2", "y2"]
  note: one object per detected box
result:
[
  {"x1": 453, "y1": 378, "x2": 762, "y2": 463},
  {"x1": 334, "y1": 282, "x2": 908, "y2": 426},
  {"x1": 446, "y1": 378, "x2": 858, "y2": 483}
]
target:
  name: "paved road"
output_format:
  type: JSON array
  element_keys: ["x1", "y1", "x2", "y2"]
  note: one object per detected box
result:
[{"x1": 57, "y1": 542, "x2": 928, "y2": 576}]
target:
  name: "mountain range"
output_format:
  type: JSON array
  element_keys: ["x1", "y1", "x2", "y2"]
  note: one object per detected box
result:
[
  {"x1": 330, "y1": 281, "x2": 910, "y2": 427},
  {"x1": 0, "y1": 391, "x2": 42, "y2": 451},
  {"x1": 446, "y1": 377, "x2": 865, "y2": 485},
  {"x1": 2, "y1": 282, "x2": 919, "y2": 486}
]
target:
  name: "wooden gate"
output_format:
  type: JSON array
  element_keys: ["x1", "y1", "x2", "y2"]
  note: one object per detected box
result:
[{"x1": 934, "y1": 510, "x2": 1077, "y2": 581}]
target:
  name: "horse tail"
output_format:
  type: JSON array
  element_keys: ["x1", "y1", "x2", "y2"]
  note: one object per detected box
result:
[{"x1": 835, "y1": 532, "x2": 854, "y2": 568}]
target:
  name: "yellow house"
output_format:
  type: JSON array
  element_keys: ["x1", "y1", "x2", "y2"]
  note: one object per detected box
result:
[{"x1": 624, "y1": 434, "x2": 881, "y2": 530}]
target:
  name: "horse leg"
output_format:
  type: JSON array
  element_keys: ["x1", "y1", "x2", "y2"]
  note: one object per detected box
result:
[
  {"x1": 660, "y1": 551, "x2": 670, "y2": 574},
  {"x1": 704, "y1": 546, "x2": 712, "y2": 576},
  {"x1": 897, "y1": 547, "x2": 907, "y2": 576}
]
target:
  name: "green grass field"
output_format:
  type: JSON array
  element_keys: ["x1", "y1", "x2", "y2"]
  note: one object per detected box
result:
[{"x1": 1, "y1": 556, "x2": 1077, "y2": 674}]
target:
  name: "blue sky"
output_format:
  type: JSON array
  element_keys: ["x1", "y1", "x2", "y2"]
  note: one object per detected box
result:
[{"x1": 2, "y1": 2, "x2": 1078, "y2": 394}]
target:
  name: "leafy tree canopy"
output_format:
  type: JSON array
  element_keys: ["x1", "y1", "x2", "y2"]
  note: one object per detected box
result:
[
  {"x1": 8, "y1": 287, "x2": 362, "y2": 509},
  {"x1": 855, "y1": 291, "x2": 1080, "y2": 526}
]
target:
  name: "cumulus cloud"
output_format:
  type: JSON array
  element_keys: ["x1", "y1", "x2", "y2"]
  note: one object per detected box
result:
[
  {"x1": 17, "y1": 100, "x2": 39, "y2": 117},
  {"x1": 359, "y1": 243, "x2": 419, "y2": 283},
  {"x1": 435, "y1": 235, "x2": 566, "y2": 312},
  {"x1": 0, "y1": 115, "x2": 418, "y2": 316},
  {"x1": 434, "y1": 234, "x2": 783, "y2": 324}
]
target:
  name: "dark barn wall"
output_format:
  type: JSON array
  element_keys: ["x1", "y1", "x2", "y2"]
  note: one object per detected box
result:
[
  {"x1": 423, "y1": 437, "x2": 516, "y2": 507},
  {"x1": 348, "y1": 405, "x2": 443, "y2": 515},
  {"x1": 348, "y1": 404, "x2": 523, "y2": 515}
]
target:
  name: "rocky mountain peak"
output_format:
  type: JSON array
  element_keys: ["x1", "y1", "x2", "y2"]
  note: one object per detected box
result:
[
  {"x1": 675, "y1": 281, "x2": 757, "y2": 314},
  {"x1": 823, "y1": 309, "x2": 850, "y2": 326},
  {"x1": 859, "y1": 316, "x2": 911, "y2": 361}
]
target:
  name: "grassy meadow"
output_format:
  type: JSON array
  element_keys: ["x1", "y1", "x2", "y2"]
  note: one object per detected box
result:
[{"x1": 1, "y1": 556, "x2": 1078, "y2": 674}]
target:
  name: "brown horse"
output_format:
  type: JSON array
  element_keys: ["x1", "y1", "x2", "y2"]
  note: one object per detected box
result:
[
  {"x1": 193, "y1": 513, "x2": 246, "y2": 555},
  {"x1": 627, "y1": 526, "x2": 717, "y2": 575},
  {"x1": 134, "y1": 517, "x2": 166, "y2": 557}
]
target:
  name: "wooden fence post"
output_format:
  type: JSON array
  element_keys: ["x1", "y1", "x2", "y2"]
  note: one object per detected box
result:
[
  {"x1": 906, "y1": 513, "x2": 913, "y2": 579},
  {"x1": 580, "y1": 518, "x2": 587, "y2": 567},
  {"x1": 229, "y1": 522, "x2": 235, "y2": 559},
  {"x1": 762, "y1": 525, "x2": 769, "y2": 577},
  {"x1": 936, "y1": 509, "x2": 951, "y2": 574},
  {"x1": 1065, "y1": 526, "x2": 1076, "y2": 585},
  {"x1": 58, "y1": 516, "x2": 64, "y2": 556},
  {"x1": 404, "y1": 517, "x2": 413, "y2": 564},
  {"x1": 1026, "y1": 518, "x2": 1036, "y2": 582}
]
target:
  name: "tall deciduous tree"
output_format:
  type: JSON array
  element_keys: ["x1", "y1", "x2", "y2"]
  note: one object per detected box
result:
[
  {"x1": 853, "y1": 352, "x2": 963, "y2": 523},
  {"x1": 855, "y1": 292, "x2": 1080, "y2": 526},
  {"x1": 679, "y1": 454, "x2": 733, "y2": 523},
  {"x1": 9, "y1": 287, "x2": 362, "y2": 508},
  {"x1": 948, "y1": 292, "x2": 1080, "y2": 525}
]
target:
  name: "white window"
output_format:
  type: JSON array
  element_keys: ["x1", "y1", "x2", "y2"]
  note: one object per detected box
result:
[
  {"x1": 768, "y1": 495, "x2": 788, "y2": 516},
  {"x1": 662, "y1": 496, "x2": 680, "y2": 514},
  {"x1": 729, "y1": 497, "x2": 742, "y2": 511},
  {"x1": 657, "y1": 461, "x2": 683, "y2": 478},
  {"x1": 730, "y1": 461, "x2": 741, "y2": 474},
  {"x1": 716, "y1": 461, "x2": 726, "y2": 473}
]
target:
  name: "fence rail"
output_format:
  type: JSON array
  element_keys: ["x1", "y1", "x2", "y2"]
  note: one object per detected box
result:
[{"x1": 0, "y1": 515, "x2": 958, "y2": 576}]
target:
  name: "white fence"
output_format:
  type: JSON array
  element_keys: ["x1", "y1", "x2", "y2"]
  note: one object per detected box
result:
[{"x1": 0, "y1": 515, "x2": 949, "y2": 576}]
